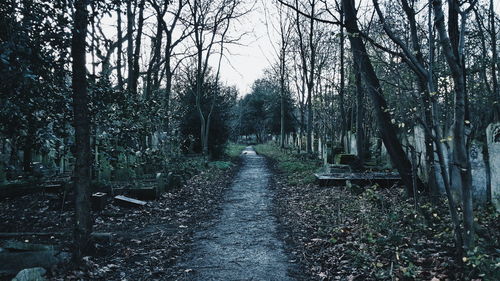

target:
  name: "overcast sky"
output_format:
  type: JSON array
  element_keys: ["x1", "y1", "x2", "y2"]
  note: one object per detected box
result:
[
  {"x1": 218, "y1": 1, "x2": 277, "y2": 96},
  {"x1": 96, "y1": 0, "x2": 500, "y2": 97}
]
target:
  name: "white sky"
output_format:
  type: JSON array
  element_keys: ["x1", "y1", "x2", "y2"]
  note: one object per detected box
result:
[
  {"x1": 218, "y1": 1, "x2": 277, "y2": 95},
  {"x1": 93, "y1": 0, "x2": 500, "y2": 97}
]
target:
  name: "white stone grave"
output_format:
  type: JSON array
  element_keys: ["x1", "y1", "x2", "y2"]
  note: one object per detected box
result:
[{"x1": 486, "y1": 123, "x2": 500, "y2": 210}]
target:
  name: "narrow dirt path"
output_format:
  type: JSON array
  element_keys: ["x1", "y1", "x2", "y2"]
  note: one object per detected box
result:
[{"x1": 178, "y1": 146, "x2": 298, "y2": 281}]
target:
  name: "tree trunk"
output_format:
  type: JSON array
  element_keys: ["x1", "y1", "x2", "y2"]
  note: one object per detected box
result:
[
  {"x1": 126, "y1": 0, "x2": 134, "y2": 92},
  {"x1": 131, "y1": 0, "x2": 145, "y2": 95},
  {"x1": 354, "y1": 61, "x2": 364, "y2": 164},
  {"x1": 339, "y1": 8, "x2": 347, "y2": 145},
  {"x1": 306, "y1": 1, "x2": 316, "y2": 155},
  {"x1": 116, "y1": 2, "x2": 123, "y2": 90},
  {"x1": 280, "y1": 62, "x2": 286, "y2": 148},
  {"x1": 71, "y1": 0, "x2": 92, "y2": 262},
  {"x1": 491, "y1": 0, "x2": 500, "y2": 120},
  {"x1": 432, "y1": 0, "x2": 474, "y2": 250},
  {"x1": 343, "y1": 0, "x2": 423, "y2": 195},
  {"x1": 145, "y1": 11, "x2": 163, "y2": 99}
]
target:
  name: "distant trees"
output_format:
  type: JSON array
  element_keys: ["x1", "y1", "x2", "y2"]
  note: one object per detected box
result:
[
  {"x1": 176, "y1": 70, "x2": 237, "y2": 158},
  {"x1": 236, "y1": 77, "x2": 295, "y2": 143},
  {"x1": 187, "y1": 0, "x2": 244, "y2": 156}
]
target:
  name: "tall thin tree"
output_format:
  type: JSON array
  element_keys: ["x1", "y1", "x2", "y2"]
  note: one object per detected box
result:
[{"x1": 71, "y1": 0, "x2": 92, "y2": 261}]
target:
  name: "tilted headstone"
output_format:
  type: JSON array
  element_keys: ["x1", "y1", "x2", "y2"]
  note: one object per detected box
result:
[
  {"x1": 486, "y1": 123, "x2": 500, "y2": 210},
  {"x1": 469, "y1": 143, "x2": 487, "y2": 205}
]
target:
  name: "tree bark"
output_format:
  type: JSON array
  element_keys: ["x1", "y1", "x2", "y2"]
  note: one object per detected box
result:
[
  {"x1": 339, "y1": 8, "x2": 347, "y2": 147},
  {"x1": 130, "y1": 0, "x2": 145, "y2": 95},
  {"x1": 432, "y1": 0, "x2": 474, "y2": 250},
  {"x1": 342, "y1": 0, "x2": 423, "y2": 195},
  {"x1": 491, "y1": 0, "x2": 500, "y2": 120},
  {"x1": 280, "y1": 49, "x2": 286, "y2": 148},
  {"x1": 126, "y1": 0, "x2": 134, "y2": 92},
  {"x1": 306, "y1": 1, "x2": 316, "y2": 155},
  {"x1": 354, "y1": 60, "x2": 364, "y2": 164},
  {"x1": 145, "y1": 9, "x2": 163, "y2": 99},
  {"x1": 71, "y1": 0, "x2": 92, "y2": 262},
  {"x1": 116, "y1": 2, "x2": 123, "y2": 90}
]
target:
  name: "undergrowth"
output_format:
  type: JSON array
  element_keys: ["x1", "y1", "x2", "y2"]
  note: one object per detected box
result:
[
  {"x1": 261, "y1": 143, "x2": 499, "y2": 280},
  {"x1": 226, "y1": 143, "x2": 247, "y2": 158},
  {"x1": 254, "y1": 143, "x2": 321, "y2": 185}
]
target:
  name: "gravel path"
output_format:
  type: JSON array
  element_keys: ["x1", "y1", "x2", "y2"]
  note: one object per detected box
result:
[{"x1": 178, "y1": 146, "x2": 297, "y2": 281}]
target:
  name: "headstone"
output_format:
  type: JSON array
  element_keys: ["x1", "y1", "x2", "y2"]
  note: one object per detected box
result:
[
  {"x1": 413, "y1": 126, "x2": 428, "y2": 182},
  {"x1": 152, "y1": 132, "x2": 160, "y2": 149},
  {"x1": 12, "y1": 267, "x2": 46, "y2": 281},
  {"x1": 156, "y1": 172, "x2": 167, "y2": 193},
  {"x1": 380, "y1": 142, "x2": 391, "y2": 167},
  {"x1": 167, "y1": 172, "x2": 182, "y2": 190},
  {"x1": 469, "y1": 143, "x2": 487, "y2": 205},
  {"x1": 346, "y1": 131, "x2": 357, "y2": 155},
  {"x1": 486, "y1": 123, "x2": 500, "y2": 210},
  {"x1": 335, "y1": 154, "x2": 357, "y2": 165},
  {"x1": 318, "y1": 137, "x2": 323, "y2": 159}
]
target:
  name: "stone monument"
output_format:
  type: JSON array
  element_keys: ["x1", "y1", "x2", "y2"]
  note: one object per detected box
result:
[{"x1": 486, "y1": 123, "x2": 500, "y2": 210}]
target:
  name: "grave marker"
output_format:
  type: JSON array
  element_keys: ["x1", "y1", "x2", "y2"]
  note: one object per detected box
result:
[{"x1": 486, "y1": 123, "x2": 500, "y2": 210}]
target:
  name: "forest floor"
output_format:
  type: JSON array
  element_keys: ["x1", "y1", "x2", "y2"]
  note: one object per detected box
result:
[
  {"x1": 1, "y1": 144, "x2": 499, "y2": 281},
  {"x1": 0, "y1": 148, "x2": 244, "y2": 280},
  {"x1": 256, "y1": 143, "x2": 500, "y2": 281}
]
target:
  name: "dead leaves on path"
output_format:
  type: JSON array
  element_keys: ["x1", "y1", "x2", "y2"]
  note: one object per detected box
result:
[{"x1": 1, "y1": 168, "x2": 235, "y2": 280}]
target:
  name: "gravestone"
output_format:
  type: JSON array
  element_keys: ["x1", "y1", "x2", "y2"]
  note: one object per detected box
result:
[
  {"x1": 380, "y1": 142, "x2": 391, "y2": 168},
  {"x1": 469, "y1": 143, "x2": 487, "y2": 205},
  {"x1": 156, "y1": 172, "x2": 167, "y2": 193},
  {"x1": 413, "y1": 126, "x2": 428, "y2": 182},
  {"x1": 349, "y1": 131, "x2": 357, "y2": 156},
  {"x1": 318, "y1": 137, "x2": 323, "y2": 160},
  {"x1": 152, "y1": 132, "x2": 160, "y2": 149},
  {"x1": 12, "y1": 267, "x2": 47, "y2": 281},
  {"x1": 486, "y1": 123, "x2": 500, "y2": 210}
]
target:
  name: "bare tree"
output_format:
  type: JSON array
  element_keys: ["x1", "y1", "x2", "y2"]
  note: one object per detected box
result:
[
  {"x1": 371, "y1": 0, "x2": 464, "y2": 250},
  {"x1": 432, "y1": 0, "x2": 475, "y2": 250},
  {"x1": 187, "y1": 0, "x2": 243, "y2": 156},
  {"x1": 130, "y1": 0, "x2": 146, "y2": 94},
  {"x1": 341, "y1": 0, "x2": 424, "y2": 196},
  {"x1": 265, "y1": 1, "x2": 294, "y2": 148},
  {"x1": 294, "y1": 0, "x2": 318, "y2": 154},
  {"x1": 150, "y1": 0, "x2": 192, "y2": 131}
]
